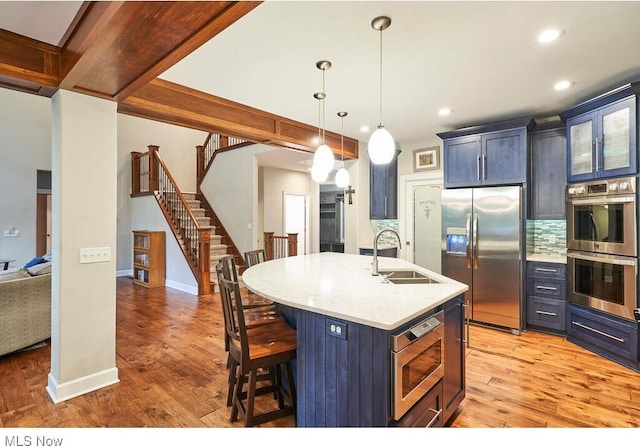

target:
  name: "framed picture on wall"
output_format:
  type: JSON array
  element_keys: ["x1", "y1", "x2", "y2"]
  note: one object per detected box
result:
[{"x1": 413, "y1": 146, "x2": 440, "y2": 172}]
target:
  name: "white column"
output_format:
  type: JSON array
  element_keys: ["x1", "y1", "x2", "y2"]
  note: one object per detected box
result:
[{"x1": 47, "y1": 90, "x2": 119, "y2": 403}]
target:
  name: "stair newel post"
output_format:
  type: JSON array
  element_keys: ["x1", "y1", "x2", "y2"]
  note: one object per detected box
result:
[
  {"x1": 196, "y1": 145, "x2": 205, "y2": 193},
  {"x1": 287, "y1": 233, "x2": 298, "y2": 257},
  {"x1": 220, "y1": 135, "x2": 229, "y2": 149},
  {"x1": 130, "y1": 151, "x2": 141, "y2": 195},
  {"x1": 148, "y1": 145, "x2": 160, "y2": 192},
  {"x1": 264, "y1": 232, "x2": 274, "y2": 260},
  {"x1": 198, "y1": 226, "x2": 212, "y2": 296}
]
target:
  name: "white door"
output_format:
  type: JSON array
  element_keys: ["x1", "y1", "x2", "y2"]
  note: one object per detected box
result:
[
  {"x1": 412, "y1": 184, "x2": 442, "y2": 273},
  {"x1": 284, "y1": 193, "x2": 309, "y2": 256}
]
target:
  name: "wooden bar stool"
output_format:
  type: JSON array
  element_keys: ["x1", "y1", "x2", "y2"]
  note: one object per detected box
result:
[
  {"x1": 215, "y1": 261, "x2": 282, "y2": 407},
  {"x1": 220, "y1": 255, "x2": 273, "y2": 307},
  {"x1": 243, "y1": 249, "x2": 267, "y2": 295},
  {"x1": 219, "y1": 275, "x2": 297, "y2": 427}
]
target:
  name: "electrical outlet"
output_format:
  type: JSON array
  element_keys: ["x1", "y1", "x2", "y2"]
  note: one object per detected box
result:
[
  {"x1": 326, "y1": 319, "x2": 347, "y2": 340},
  {"x1": 79, "y1": 247, "x2": 111, "y2": 264}
]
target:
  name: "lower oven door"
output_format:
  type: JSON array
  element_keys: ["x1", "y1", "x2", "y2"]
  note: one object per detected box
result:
[
  {"x1": 567, "y1": 250, "x2": 638, "y2": 320},
  {"x1": 392, "y1": 323, "x2": 444, "y2": 420}
]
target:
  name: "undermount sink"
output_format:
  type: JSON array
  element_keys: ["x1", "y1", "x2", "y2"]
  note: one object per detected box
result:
[{"x1": 378, "y1": 270, "x2": 442, "y2": 284}]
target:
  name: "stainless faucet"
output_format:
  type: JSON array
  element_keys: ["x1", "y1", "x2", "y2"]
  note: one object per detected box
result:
[{"x1": 372, "y1": 228, "x2": 402, "y2": 276}]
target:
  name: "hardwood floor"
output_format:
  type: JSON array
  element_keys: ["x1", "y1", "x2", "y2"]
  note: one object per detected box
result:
[{"x1": 1, "y1": 277, "x2": 639, "y2": 430}]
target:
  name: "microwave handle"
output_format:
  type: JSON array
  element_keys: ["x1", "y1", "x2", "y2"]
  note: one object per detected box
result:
[{"x1": 567, "y1": 251, "x2": 637, "y2": 266}]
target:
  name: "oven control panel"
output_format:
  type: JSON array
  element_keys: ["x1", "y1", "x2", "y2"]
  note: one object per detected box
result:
[
  {"x1": 409, "y1": 316, "x2": 441, "y2": 339},
  {"x1": 392, "y1": 311, "x2": 444, "y2": 352},
  {"x1": 567, "y1": 176, "x2": 636, "y2": 197}
]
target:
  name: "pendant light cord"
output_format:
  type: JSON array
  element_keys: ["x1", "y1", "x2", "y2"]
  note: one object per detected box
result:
[{"x1": 378, "y1": 27, "x2": 383, "y2": 127}]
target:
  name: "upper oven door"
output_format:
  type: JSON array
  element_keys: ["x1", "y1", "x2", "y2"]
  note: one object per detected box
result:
[{"x1": 567, "y1": 194, "x2": 636, "y2": 256}]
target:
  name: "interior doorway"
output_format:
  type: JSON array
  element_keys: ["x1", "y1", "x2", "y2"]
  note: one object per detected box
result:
[
  {"x1": 36, "y1": 169, "x2": 52, "y2": 256},
  {"x1": 403, "y1": 175, "x2": 443, "y2": 273},
  {"x1": 284, "y1": 192, "x2": 310, "y2": 256}
]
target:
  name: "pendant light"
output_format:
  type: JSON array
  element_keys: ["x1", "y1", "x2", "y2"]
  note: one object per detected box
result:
[
  {"x1": 335, "y1": 111, "x2": 350, "y2": 188},
  {"x1": 312, "y1": 60, "x2": 335, "y2": 174},
  {"x1": 368, "y1": 16, "x2": 395, "y2": 165}
]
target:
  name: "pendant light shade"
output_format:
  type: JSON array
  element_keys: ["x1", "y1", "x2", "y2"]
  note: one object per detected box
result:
[
  {"x1": 368, "y1": 125, "x2": 395, "y2": 165},
  {"x1": 335, "y1": 165, "x2": 350, "y2": 188},
  {"x1": 311, "y1": 162, "x2": 329, "y2": 182},
  {"x1": 335, "y1": 111, "x2": 350, "y2": 188},
  {"x1": 368, "y1": 16, "x2": 395, "y2": 165},
  {"x1": 313, "y1": 143, "x2": 334, "y2": 173}
]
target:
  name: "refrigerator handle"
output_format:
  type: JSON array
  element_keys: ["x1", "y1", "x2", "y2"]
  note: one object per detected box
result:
[
  {"x1": 472, "y1": 213, "x2": 479, "y2": 269},
  {"x1": 465, "y1": 213, "x2": 471, "y2": 269}
]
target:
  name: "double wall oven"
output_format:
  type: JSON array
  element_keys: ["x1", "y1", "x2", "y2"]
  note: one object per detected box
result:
[{"x1": 566, "y1": 176, "x2": 638, "y2": 320}]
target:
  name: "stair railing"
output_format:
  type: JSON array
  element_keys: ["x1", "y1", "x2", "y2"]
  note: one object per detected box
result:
[
  {"x1": 196, "y1": 132, "x2": 252, "y2": 190},
  {"x1": 264, "y1": 232, "x2": 298, "y2": 260},
  {"x1": 131, "y1": 145, "x2": 212, "y2": 296}
]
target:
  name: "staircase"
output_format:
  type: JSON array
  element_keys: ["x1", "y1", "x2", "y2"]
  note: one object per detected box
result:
[
  {"x1": 131, "y1": 137, "x2": 251, "y2": 296},
  {"x1": 178, "y1": 193, "x2": 243, "y2": 291}
]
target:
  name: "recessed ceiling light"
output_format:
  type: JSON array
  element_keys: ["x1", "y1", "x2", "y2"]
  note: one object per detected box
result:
[
  {"x1": 438, "y1": 108, "x2": 453, "y2": 117},
  {"x1": 554, "y1": 80, "x2": 573, "y2": 91},
  {"x1": 360, "y1": 125, "x2": 370, "y2": 133},
  {"x1": 538, "y1": 28, "x2": 565, "y2": 44}
]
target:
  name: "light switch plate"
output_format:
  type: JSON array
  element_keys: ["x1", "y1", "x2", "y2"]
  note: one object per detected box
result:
[{"x1": 79, "y1": 247, "x2": 111, "y2": 264}]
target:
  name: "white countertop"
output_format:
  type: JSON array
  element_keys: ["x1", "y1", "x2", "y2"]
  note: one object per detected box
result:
[
  {"x1": 526, "y1": 253, "x2": 567, "y2": 264},
  {"x1": 241, "y1": 252, "x2": 468, "y2": 331}
]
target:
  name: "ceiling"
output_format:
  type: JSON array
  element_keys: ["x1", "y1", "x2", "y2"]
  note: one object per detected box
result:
[{"x1": 2, "y1": 1, "x2": 640, "y2": 172}]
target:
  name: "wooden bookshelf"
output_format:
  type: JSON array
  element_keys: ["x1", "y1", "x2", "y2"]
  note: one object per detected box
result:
[{"x1": 132, "y1": 230, "x2": 165, "y2": 288}]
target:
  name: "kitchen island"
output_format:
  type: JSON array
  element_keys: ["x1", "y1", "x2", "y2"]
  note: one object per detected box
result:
[{"x1": 242, "y1": 252, "x2": 468, "y2": 427}]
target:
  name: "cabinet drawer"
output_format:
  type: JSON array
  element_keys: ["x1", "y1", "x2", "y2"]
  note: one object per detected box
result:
[
  {"x1": 527, "y1": 277, "x2": 566, "y2": 300},
  {"x1": 567, "y1": 304, "x2": 638, "y2": 364},
  {"x1": 527, "y1": 262, "x2": 566, "y2": 279},
  {"x1": 527, "y1": 296, "x2": 565, "y2": 331},
  {"x1": 395, "y1": 379, "x2": 443, "y2": 427}
]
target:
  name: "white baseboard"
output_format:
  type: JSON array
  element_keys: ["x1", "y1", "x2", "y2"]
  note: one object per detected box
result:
[
  {"x1": 46, "y1": 367, "x2": 119, "y2": 403},
  {"x1": 165, "y1": 279, "x2": 198, "y2": 295},
  {"x1": 117, "y1": 269, "x2": 198, "y2": 295}
]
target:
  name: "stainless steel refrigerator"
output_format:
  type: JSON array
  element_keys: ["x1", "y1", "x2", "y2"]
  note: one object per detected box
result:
[{"x1": 441, "y1": 186, "x2": 523, "y2": 332}]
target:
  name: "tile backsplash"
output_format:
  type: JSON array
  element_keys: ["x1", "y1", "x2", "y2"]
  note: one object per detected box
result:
[
  {"x1": 526, "y1": 219, "x2": 566, "y2": 256},
  {"x1": 371, "y1": 219, "x2": 400, "y2": 245}
]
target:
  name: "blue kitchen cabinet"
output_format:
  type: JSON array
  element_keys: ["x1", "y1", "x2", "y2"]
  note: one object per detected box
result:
[
  {"x1": 560, "y1": 83, "x2": 639, "y2": 183},
  {"x1": 369, "y1": 150, "x2": 400, "y2": 219},
  {"x1": 526, "y1": 262, "x2": 566, "y2": 333},
  {"x1": 567, "y1": 303, "x2": 639, "y2": 371},
  {"x1": 528, "y1": 122, "x2": 567, "y2": 219},
  {"x1": 438, "y1": 117, "x2": 535, "y2": 188}
]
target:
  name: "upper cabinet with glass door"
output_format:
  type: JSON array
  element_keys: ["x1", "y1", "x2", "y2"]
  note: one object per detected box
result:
[{"x1": 560, "y1": 83, "x2": 639, "y2": 183}]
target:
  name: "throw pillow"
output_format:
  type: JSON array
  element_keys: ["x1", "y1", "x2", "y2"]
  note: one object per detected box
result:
[
  {"x1": 24, "y1": 256, "x2": 44, "y2": 268},
  {"x1": 27, "y1": 262, "x2": 52, "y2": 276}
]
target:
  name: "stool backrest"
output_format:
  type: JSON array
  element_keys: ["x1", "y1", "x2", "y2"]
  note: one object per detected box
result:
[{"x1": 244, "y1": 249, "x2": 266, "y2": 268}]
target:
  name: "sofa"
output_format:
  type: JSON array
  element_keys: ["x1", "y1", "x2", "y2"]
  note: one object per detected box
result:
[{"x1": 0, "y1": 263, "x2": 51, "y2": 357}]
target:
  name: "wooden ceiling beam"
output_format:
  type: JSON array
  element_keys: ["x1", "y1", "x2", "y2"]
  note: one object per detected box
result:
[
  {"x1": 58, "y1": 1, "x2": 262, "y2": 101},
  {"x1": 0, "y1": 29, "x2": 60, "y2": 97},
  {"x1": 119, "y1": 78, "x2": 359, "y2": 158}
]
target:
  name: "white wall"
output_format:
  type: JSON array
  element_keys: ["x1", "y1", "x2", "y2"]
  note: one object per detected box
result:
[
  {"x1": 261, "y1": 166, "x2": 318, "y2": 251},
  {"x1": 0, "y1": 88, "x2": 51, "y2": 267},
  {"x1": 201, "y1": 144, "x2": 273, "y2": 256}
]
